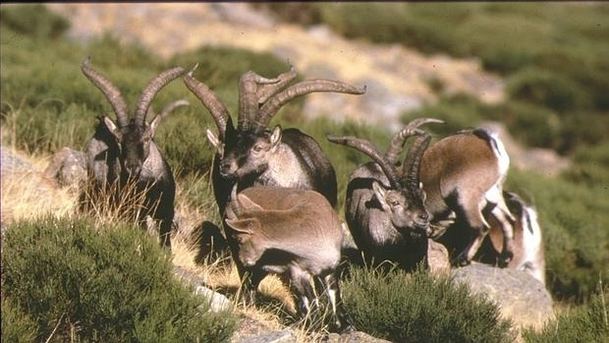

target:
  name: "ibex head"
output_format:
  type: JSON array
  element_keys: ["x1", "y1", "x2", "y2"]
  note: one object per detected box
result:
[
  {"x1": 328, "y1": 118, "x2": 440, "y2": 237},
  {"x1": 184, "y1": 64, "x2": 365, "y2": 180},
  {"x1": 224, "y1": 186, "x2": 267, "y2": 266},
  {"x1": 81, "y1": 57, "x2": 185, "y2": 177}
]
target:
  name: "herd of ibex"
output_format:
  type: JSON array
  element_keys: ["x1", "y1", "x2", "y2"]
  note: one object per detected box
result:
[{"x1": 79, "y1": 57, "x2": 545, "y2": 332}]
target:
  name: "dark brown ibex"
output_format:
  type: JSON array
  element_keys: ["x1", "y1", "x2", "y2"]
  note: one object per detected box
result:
[
  {"x1": 81, "y1": 57, "x2": 184, "y2": 248},
  {"x1": 183, "y1": 65, "x2": 366, "y2": 215},
  {"x1": 326, "y1": 119, "x2": 440, "y2": 271},
  {"x1": 224, "y1": 185, "x2": 353, "y2": 332}
]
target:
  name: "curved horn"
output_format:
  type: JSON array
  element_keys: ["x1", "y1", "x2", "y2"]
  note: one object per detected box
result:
[
  {"x1": 256, "y1": 80, "x2": 366, "y2": 130},
  {"x1": 327, "y1": 135, "x2": 400, "y2": 189},
  {"x1": 401, "y1": 133, "x2": 432, "y2": 196},
  {"x1": 134, "y1": 66, "x2": 185, "y2": 125},
  {"x1": 159, "y1": 99, "x2": 190, "y2": 120},
  {"x1": 256, "y1": 65, "x2": 297, "y2": 105},
  {"x1": 386, "y1": 118, "x2": 444, "y2": 165},
  {"x1": 238, "y1": 71, "x2": 281, "y2": 130},
  {"x1": 81, "y1": 57, "x2": 129, "y2": 127},
  {"x1": 183, "y1": 64, "x2": 231, "y2": 140}
]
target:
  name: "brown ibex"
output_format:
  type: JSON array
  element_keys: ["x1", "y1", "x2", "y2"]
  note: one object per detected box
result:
[
  {"x1": 385, "y1": 120, "x2": 516, "y2": 266},
  {"x1": 224, "y1": 186, "x2": 353, "y2": 332},
  {"x1": 183, "y1": 65, "x2": 366, "y2": 215},
  {"x1": 81, "y1": 57, "x2": 184, "y2": 248},
  {"x1": 476, "y1": 191, "x2": 545, "y2": 284}
]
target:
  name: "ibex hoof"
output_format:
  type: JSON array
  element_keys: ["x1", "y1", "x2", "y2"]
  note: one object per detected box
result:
[
  {"x1": 454, "y1": 254, "x2": 472, "y2": 267},
  {"x1": 498, "y1": 251, "x2": 514, "y2": 268}
]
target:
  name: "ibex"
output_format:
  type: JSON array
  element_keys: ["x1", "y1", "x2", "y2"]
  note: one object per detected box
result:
[
  {"x1": 183, "y1": 65, "x2": 365, "y2": 214},
  {"x1": 81, "y1": 57, "x2": 184, "y2": 248},
  {"x1": 385, "y1": 120, "x2": 516, "y2": 266},
  {"x1": 326, "y1": 119, "x2": 439, "y2": 271},
  {"x1": 478, "y1": 191, "x2": 545, "y2": 285},
  {"x1": 224, "y1": 186, "x2": 353, "y2": 332}
]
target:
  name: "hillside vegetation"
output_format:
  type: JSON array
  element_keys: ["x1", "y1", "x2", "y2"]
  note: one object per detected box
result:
[{"x1": 1, "y1": 4, "x2": 608, "y2": 341}]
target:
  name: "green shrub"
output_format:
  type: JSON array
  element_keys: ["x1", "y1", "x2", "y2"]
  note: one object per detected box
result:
[
  {"x1": 1, "y1": 216, "x2": 237, "y2": 342},
  {"x1": 523, "y1": 284, "x2": 609, "y2": 342},
  {"x1": 1, "y1": 298, "x2": 38, "y2": 343},
  {"x1": 342, "y1": 266, "x2": 514, "y2": 342},
  {"x1": 507, "y1": 67, "x2": 590, "y2": 112},
  {"x1": 0, "y1": 4, "x2": 69, "y2": 39},
  {"x1": 563, "y1": 143, "x2": 609, "y2": 187}
]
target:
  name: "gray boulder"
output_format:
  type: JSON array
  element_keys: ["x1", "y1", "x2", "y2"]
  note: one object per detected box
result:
[
  {"x1": 451, "y1": 263, "x2": 553, "y2": 331},
  {"x1": 173, "y1": 266, "x2": 232, "y2": 313},
  {"x1": 44, "y1": 147, "x2": 87, "y2": 189},
  {"x1": 324, "y1": 331, "x2": 391, "y2": 343}
]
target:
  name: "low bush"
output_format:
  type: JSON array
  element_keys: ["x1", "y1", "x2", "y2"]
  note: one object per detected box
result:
[
  {"x1": 523, "y1": 284, "x2": 609, "y2": 342},
  {"x1": 341, "y1": 266, "x2": 514, "y2": 342},
  {"x1": 0, "y1": 4, "x2": 69, "y2": 39},
  {"x1": 1, "y1": 216, "x2": 237, "y2": 342}
]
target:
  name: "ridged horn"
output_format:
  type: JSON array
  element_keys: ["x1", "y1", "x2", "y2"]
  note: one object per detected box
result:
[
  {"x1": 159, "y1": 99, "x2": 190, "y2": 120},
  {"x1": 134, "y1": 66, "x2": 185, "y2": 125},
  {"x1": 327, "y1": 135, "x2": 400, "y2": 189},
  {"x1": 255, "y1": 65, "x2": 297, "y2": 105},
  {"x1": 401, "y1": 133, "x2": 432, "y2": 196},
  {"x1": 386, "y1": 118, "x2": 444, "y2": 165},
  {"x1": 183, "y1": 64, "x2": 231, "y2": 140},
  {"x1": 81, "y1": 57, "x2": 129, "y2": 127},
  {"x1": 255, "y1": 80, "x2": 366, "y2": 130},
  {"x1": 238, "y1": 71, "x2": 281, "y2": 130}
]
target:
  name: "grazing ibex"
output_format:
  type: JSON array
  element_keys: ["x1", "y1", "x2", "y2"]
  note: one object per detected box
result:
[
  {"x1": 225, "y1": 186, "x2": 353, "y2": 332},
  {"x1": 479, "y1": 191, "x2": 545, "y2": 285},
  {"x1": 183, "y1": 65, "x2": 365, "y2": 214},
  {"x1": 385, "y1": 120, "x2": 516, "y2": 266},
  {"x1": 81, "y1": 57, "x2": 184, "y2": 248},
  {"x1": 326, "y1": 119, "x2": 439, "y2": 271}
]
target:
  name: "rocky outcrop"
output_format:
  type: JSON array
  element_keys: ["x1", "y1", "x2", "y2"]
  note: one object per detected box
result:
[
  {"x1": 324, "y1": 331, "x2": 391, "y2": 343},
  {"x1": 451, "y1": 263, "x2": 553, "y2": 331}
]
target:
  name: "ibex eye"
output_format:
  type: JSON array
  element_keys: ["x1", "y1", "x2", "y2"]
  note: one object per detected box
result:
[{"x1": 252, "y1": 145, "x2": 263, "y2": 152}]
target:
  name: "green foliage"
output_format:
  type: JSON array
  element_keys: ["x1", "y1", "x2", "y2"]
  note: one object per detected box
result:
[
  {"x1": 0, "y1": 4, "x2": 69, "y2": 39},
  {"x1": 1, "y1": 298, "x2": 38, "y2": 343},
  {"x1": 563, "y1": 143, "x2": 609, "y2": 187},
  {"x1": 506, "y1": 170, "x2": 609, "y2": 302},
  {"x1": 342, "y1": 266, "x2": 514, "y2": 342},
  {"x1": 1, "y1": 216, "x2": 237, "y2": 342},
  {"x1": 523, "y1": 285, "x2": 609, "y2": 342},
  {"x1": 403, "y1": 94, "x2": 563, "y2": 151}
]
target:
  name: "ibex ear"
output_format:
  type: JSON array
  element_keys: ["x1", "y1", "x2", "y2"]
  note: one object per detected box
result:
[
  {"x1": 237, "y1": 193, "x2": 264, "y2": 212},
  {"x1": 270, "y1": 125, "x2": 282, "y2": 148},
  {"x1": 225, "y1": 217, "x2": 258, "y2": 235},
  {"x1": 372, "y1": 181, "x2": 389, "y2": 210},
  {"x1": 206, "y1": 129, "x2": 224, "y2": 156},
  {"x1": 148, "y1": 115, "x2": 162, "y2": 137},
  {"x1": 102, "y1": 116, "x2": 122, "y2": 141}
]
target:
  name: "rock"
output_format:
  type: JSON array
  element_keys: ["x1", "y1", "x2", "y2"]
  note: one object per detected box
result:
[
  {"x1": 173, "y1": 266, "x2": 232, "y2": 313},
  {"x1": 427, "y1": 239, "x2": 451, "y2": 277},
  {"x1": 238, "y1": 329, "x2": 296, "y2": 343},
  {"x1": 0, "y1": 146, "x2": 33, "y2": 174},
  {"x1": 324, "y1": 331, "x2": 390, "y2": 343},
  {"x1": 43, "y1": 147, "x2": 87, "y2": 189},
  {"x1": 451, "y1": 263, "x2": 553, "y2": 331}
]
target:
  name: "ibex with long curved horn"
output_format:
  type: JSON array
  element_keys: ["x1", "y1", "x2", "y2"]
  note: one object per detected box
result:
[
  {"x1": 184, "y1": 65, "x2": 366, "y2": 214},
  {"x1": 382, "y1": 120, "x2": 515, "y2": 266},
  {"x1": 81, "y1": 57, "x2": 184, "y2": 248},
  {"x1": 326, "y1": 118, "x2": 440, "y2": 271}
]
